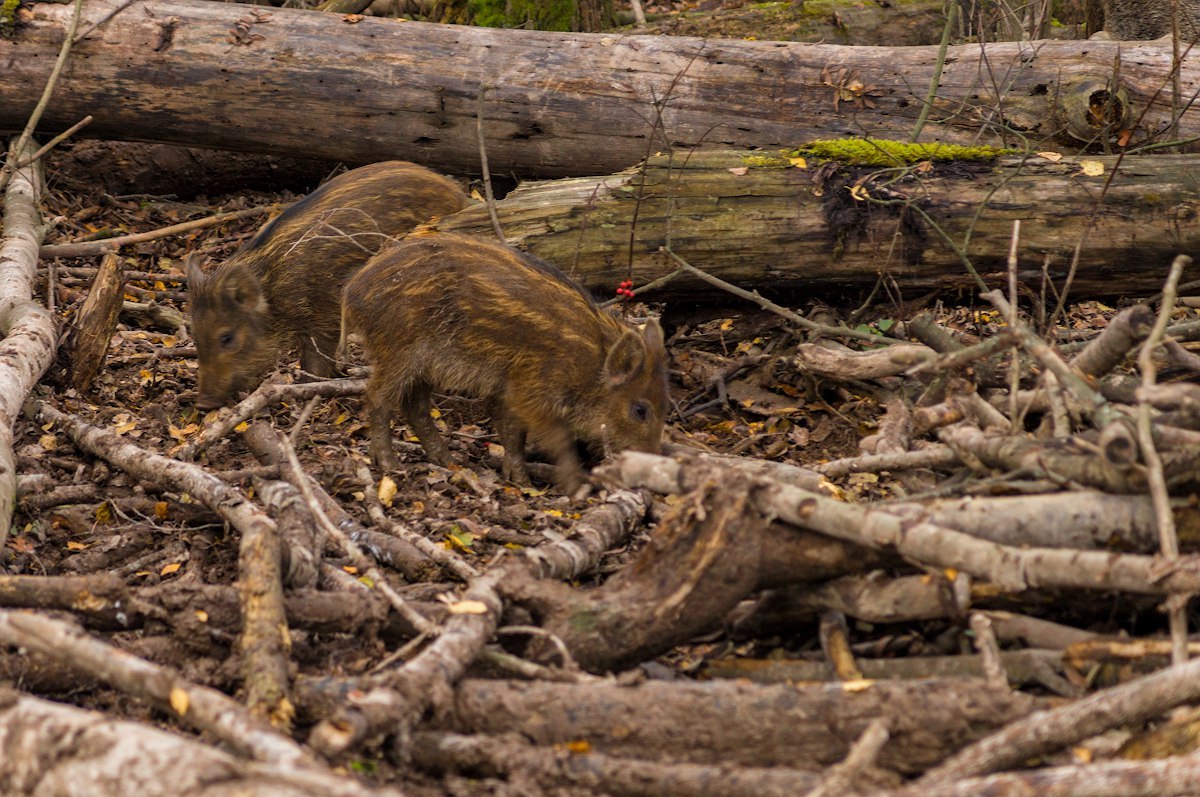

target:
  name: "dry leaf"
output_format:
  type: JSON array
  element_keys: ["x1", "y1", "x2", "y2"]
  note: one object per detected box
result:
[
  {"x1": 727, "y1": 167, "x2": 749, "y2": 176},
  {"x1": 448, "y1": 600, "x2": 489, "y2": 615},
  {"x1": 161, "y1": 562, "x2": 182, "y2": 576},
  {"x1": 168, "y1": 422, "x2": 199, "y2": 441},
  {"x1": 789, "y1": 156, "x2": 807, "y2": 168},
  {"x1": 378, "y1": 476, "x2": 398, "y2": 507},
  {"x1": 1037, "y1": 151, "x2": 1063, "y2": 162},
  {"x1": 169, "y1": 688, "x2": 190, "y2": 716},
  {"x1": 1079, "y1": 160, "x2": 1105, "y2": 176},
  {"x1": 169, "y1": 686, "x2": 189, "y2": 715},
  {"x1": 66, "y1": 541, "x2": 87, "y2": 551}
]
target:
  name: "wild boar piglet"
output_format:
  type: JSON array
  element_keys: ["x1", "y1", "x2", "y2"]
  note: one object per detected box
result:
[
  {"x1": 341, "y1": 232, "x2": 669, "y2": 491},
  {"x1": 187, "y1": 161, "x2": 468, "y2": 409}
]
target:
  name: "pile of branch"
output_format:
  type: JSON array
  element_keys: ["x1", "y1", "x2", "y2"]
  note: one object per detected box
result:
[
  {"x1": 8, "y1": 0, "x2": 1200, "y2": 794},
  {"x1": 8, "y1": 256, "x2": 1200, "y2": 796}
]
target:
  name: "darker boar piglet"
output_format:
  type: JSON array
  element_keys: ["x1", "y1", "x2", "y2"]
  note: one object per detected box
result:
[{"x1": 187, "y1": 161, "x2": 468, "y2": 409}]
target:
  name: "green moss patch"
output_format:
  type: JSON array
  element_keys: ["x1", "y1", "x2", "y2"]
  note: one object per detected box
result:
[{"x1": 795, "y1": 139, "x2": 1013, "y2": 167}]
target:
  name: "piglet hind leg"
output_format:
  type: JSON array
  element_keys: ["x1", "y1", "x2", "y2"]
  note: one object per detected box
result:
[{"x1": 401, "y1": 383, "x2": 453, "y2": 468}]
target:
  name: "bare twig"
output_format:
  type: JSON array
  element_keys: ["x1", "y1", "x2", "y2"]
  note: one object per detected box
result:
[
  {"x1": 918, "y1": 653, "x2": 1200, "y2": 784},
  {"x1": 662, "y1": 248, "x2": 906, "y2": 346},
  {"x1": 276, "y1": 432, "x2": 439, "y2": 637},
  {"x1": 16, "y1": 116, "x2": 92, "y2": 168},
  {"x1": 41, "y1": 204, "x2": 280, "y2": 259},
  {"x1": 1137, "y1": 254, "x2": 1192, "y2": 665},
  {"x1": 0, "y1": 610, "x2": 311, "y2": 768},
  {"x1": 476, "y1": 84, "x2": 505, "y2": 241},
  {"x1": 0, "y1": 0, "x2": 84, "y2": 193},
  {"x1": 174, "y1": 377, "x2": 366, "y2": 461}
]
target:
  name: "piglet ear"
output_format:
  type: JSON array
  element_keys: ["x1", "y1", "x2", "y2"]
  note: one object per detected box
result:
[
  {"x1": 184, "y1": 252, "x2": 207, "y2": 287},
  {"x1": 604, "y1": 329, "x2": 647, "y2": 387},
  {"x1": 216, "y1": 259, "x2": 267, "y2": 314},
  {"x1": 641, "y1": 317, "x2": 664, "y2": 352}
]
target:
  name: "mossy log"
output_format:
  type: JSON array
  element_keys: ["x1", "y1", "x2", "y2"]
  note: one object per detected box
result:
[
  {"x1": 435, "y1": 148, "x2": 1200, "y2": 299},
  {"x1": 5, "y1": 0, "x2": 1199, "y2": 179}
]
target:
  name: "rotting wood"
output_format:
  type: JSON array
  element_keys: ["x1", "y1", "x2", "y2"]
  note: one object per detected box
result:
[
  {"x1": 256, "y1": 478, "x2": 320, "y2": 589},
  {"x1": 242, "y1": 422, "x2": 440, "y2": 584},
  {"x1": 8, "y1": 0, "x2": 1200, "y2": 178},
  {"x1": 875, "y1": 756, "x2": 1200, "y2": 797},
  {"x1": 434, "y1": 150, "x2": 1200, "y2": 299},
  {"x1": 703, "y1": 649, "x2": 1076, "y2": 694},
  {"x1": 65, "y1": 252, "x2": 124, "y2": 392},
  {"x1": 176, "y1": 378, "x2": 367, "y2": 461},
  {"x1": 34, "y1": 402, "x2": 280, "y2": 565},
  {"x1": 915, "y1": 654, "x2": 1200, "y2": 786},
  {"x1": 0, "y1": 572, "x2": 433, "y2": 644}
]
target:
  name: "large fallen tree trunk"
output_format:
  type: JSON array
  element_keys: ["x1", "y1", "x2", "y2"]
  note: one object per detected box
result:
[
  {"x1": 5, "y1": 0, "x2": 1195, "y2": 178},
  {"x1": 436, "y1": 149, "x2": 1200, "y2": 298}
]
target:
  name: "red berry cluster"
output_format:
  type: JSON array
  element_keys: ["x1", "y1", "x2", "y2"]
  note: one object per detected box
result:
[{"x1": 615, "y1": 279, "x2": 635, "y2": 299}]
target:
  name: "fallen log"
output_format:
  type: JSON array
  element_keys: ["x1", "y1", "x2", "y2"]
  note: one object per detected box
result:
[
  {"x1": 0, "y1": 689, "x2": 401, "y2": 797},
  {"x1": 7, "y1": 0, "x2": 1197, "y2": 178},
  {"x1": 435, "y1": 149, "x2": 1200, "y2": 298},
  {"x1": 438, "y1": 677, "x2": 1045, "y2": 773},
  {"x1": 0, "y1": 141, "x2": 57, "y2": 556}
]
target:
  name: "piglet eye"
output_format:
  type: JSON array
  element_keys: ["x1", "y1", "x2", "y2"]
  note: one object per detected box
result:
[
  {"x1": 219, "y1": 331, "x2": 237, "y2": 350},
  {"x1": 630, "y1": 401, "x2": 650, "y2": 423}
]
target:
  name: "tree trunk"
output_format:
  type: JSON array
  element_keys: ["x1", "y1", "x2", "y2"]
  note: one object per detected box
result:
[
  {"x1": 434, "y1": 149, "x2": 1200, "y2": 299},
  {"x1": 6, "y1": 0, "x2": 1196, "y2": 179}
]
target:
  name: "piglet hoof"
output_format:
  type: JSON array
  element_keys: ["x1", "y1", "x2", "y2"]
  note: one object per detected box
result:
[{"x1": 370, "y1": 446, "x2": 401, "y2": 474}]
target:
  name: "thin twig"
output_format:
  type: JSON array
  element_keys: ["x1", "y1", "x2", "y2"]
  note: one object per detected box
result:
[
  {"x1": 16, "y1": 116, "x2": 92, "y2": 168},
  {"x1": 277, "y1": 433, "x2": 440, "y2": 637},
  {"x1": 911, "y1": 0, "x2": 958, "y2": 142},
  {"x1": 476, "y1": 83, "x2": 505, "y2": 241},
  {"x1": 662, "y1": 247, "x2": 906, "y2": 346},
  {"x1": 0, "y1": 0, "x2": 85, "y2": 192},
  {"x1": 41, "y1": 204, "x2": 280, "y2": 259},
  {"x1": 1137, "y1": 253, "x2": 1192, "y2": 665},
  {"x1": 1006, "y1": 219, "x2": 1021, "y2": 432},
  {"x1": 73, "y1": 0, "x2": 138, "y2": 42}
]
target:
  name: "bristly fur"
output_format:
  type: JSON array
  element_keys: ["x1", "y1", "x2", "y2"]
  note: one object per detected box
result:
[
  {"x1": 342, "y1": 232, "x2": 670, "y2": 491},
  {"x1": 188, "y1": 161, "x2": 469, "y2": 408}
]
